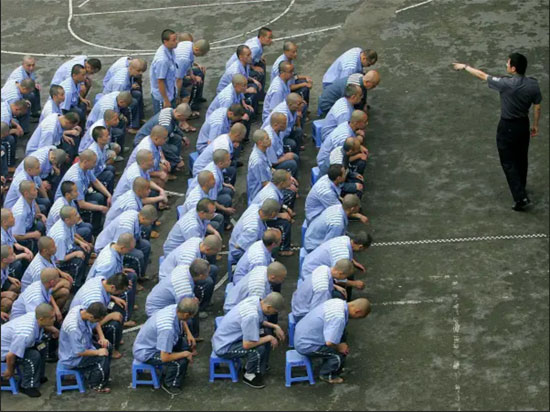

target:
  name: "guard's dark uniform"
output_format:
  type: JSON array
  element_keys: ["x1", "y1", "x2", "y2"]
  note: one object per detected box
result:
[{"x1": 487, "y1": 75, "x2": 542, "y2": 202}]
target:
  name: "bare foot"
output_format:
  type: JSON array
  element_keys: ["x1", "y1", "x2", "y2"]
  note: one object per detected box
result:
[
  {"x1": 112, "y1": 350, "x2": 123, "y2": 359},
  {"x1": 124, "y1": 320, "x2": 137, "y2": 327}
]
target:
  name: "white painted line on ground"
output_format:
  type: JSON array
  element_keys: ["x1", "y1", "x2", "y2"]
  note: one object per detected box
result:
[
  {"x1": 451, "y1": 278, "x2": 462, "y2": 411},
  {"x1": 0, "y1": 49, "x2": 156, "y2": 58},
  {"x1": 373, "y1": 298, "x2": 446, "y2": 306},
  {"x1": 371, "y1": 233, "x2": 548, "y2": 247},
  {"x1": 78, "y1": 0, "x2": 91, "y2": 7},
  {"x1": 164, "y1": 190, "x2": 186, "y2": 197},
  {"x1": 395, "y1": 0, "x2": 435, "y2": 14},
  {"x1": 73, "y1": 0, "x2": 278, "y2": 17},
  {"x1": 123, "y1": 324, "x2": 143, "y2": 334},
  {"x1": 214, "y1": 273, "x2": 229, "y2": 291}
]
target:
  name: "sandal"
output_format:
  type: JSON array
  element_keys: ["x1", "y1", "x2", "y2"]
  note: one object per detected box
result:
[
  {"x1": 93, "y1": 387, "x2": 111, "y2": 393},
  {"x1": 158, "y1": 204, "x2": 171, "y2": 211},
  {"x1": 320, "y1": 376, "x2": 344, "y2": 384},
  {"x1": 279, "y1": 250, "x2": 295, "y2": 257},
  {"x1": 188, "y1": 111, "x2": 200, "y2": 120},
  {"x1": 182, "y1": 125, "x2": 197, "y2": 132},
  {"x1": 224, "y1": 223, "x2": 234, "y2": 231},
  {"x1": 124, "y1": 320, "x2": 137, "y2": 327}
]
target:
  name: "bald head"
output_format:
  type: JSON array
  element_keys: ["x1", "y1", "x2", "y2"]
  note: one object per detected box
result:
[
  {"x1": 197, "y1": 170, "x2": 214, "y2": 187},
  {"x1": 272, "y1": 169, "x2": 290, "y2": 186},
  {"x1": 1, "y1": 208, "x2": 13, "y2": 223},
  {"x1": 19, "y1": 180, "x2": 35, "y2": 195},
  {"x1": 262, "y1": 228, "x2": 281, "y2": 247},
  {"x1": 40, "y1": 267, "x2": 60, "y2": 284},
  {"x1": 262, "y1": 292, "x2": 284, "y2": 312},
  {"x1": 132, "y1": 176, "x2": 150, "y2": 193},
  {"x1": 1, "y1": 122, "x2": 9, "y2": 138},
  {"x1": 202, "y1": 235, "x2": 222, "y2": 253},
  {"x1": 283, "y1": 41, "x2": 297, "y2": 52},
  {"x1": 103, "y1": 109, "x2": 118, "y2": 123},
  {"x1": 150, "y1": 125, "x2": 168, "y2": 139},
  {"x1": 231, "y1": 74, "x2": 247, "y2": 86},
  {"x1": 350, "y1": 110, "x2": 368, "y2": 125},
  {"x1": 139, "y1": 205, "x2": 158, "y2": 222},
  {"x1": 35, "y1": 303, "x2": 54, "y2": 320},
  {"x1": 348, "y1": 298, "x2": 371, "y2": 318},
  {"x1": 117, "y1": 232, "x2": 135, "y2": 249},
  {"x1": 23, "y1": 156, "x2": 40, "y2": 171},
  {"x1": 174, "y1": 103, "x2": 192, "y2": 118},
  {"x1": 59, "y1": 205, "x2": 77, "y2": 220},
  {"x1": 116, "y1": 91, "x2": 133, "y2": 106},
  {"x1": 285, "y1": 92, "x2": 302, "y2": 107},
  {"x1": 270, "y1": 112, "x2": 287, "y2": 129},
  {"x1": 364, "y1": 70, "x2": 380, "y2": 88},
  {"x1": 51, "y1": 149, "x2": 68, "y2": 167},
  {"x1": 194, "y1": 39, "x2": 210, "y2": 55},
  {"x1": 342, "y1": 194, "x2": 360, "y2": 211},
  {"x1": 79, "y1": 149, "x2": 97, "y2": 163},
  {"x1": 229, "y1": 122, "x2": 246, "y2": 139},
  {"x1": 267, "y1": 261, "x2": 287, "y2": 281},
  {"x1": 252, "y1": 129, "x2": 268, "y2": 145},
  {"x1": 212, "y1": 149, "x2": 229, "y2": 165},
  {"x1": 136, "y1": 149, "x2": 153, "y2": 165},
  {"x1": 333, "y1": 259, "x2": 354, "y2": 277},
  {"x1": 1, "y1": 245, "x2": 12, "y2": 260},
  {"x1": 38, "y1": 236, "x2": 54, "y2": 252},
  {"x1": 260, "y1": 199, "x2": 280, "y2": 216}
]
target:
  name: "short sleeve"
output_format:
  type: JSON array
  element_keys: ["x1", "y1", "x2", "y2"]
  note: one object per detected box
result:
[
  {"x1": 69, "y1": 329, "x2": 88, "y2": 355},
  {"x1": 156, "y1": 60, "x2": 169, "y2": 80},
  {"x1": 12, "y1": 213, "x2": 27, "y2": 235},
  {"x1": 487, "y1": 76, "x2": 509, "y2": 92},
  {"x1": 9, "y1": 335, "x2": 30, "y2": 359},
  {"x1": 156, "y1": 329, "x2": 175, "y2": 353},
  {"x1": 241, "y1": 314, "x2": 260, "y2": 343},
  {"x1": 323, "y1": 317, "x2": 346, "y2": 345}
]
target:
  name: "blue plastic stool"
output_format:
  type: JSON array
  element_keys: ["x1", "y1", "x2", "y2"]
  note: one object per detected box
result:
[
  {"x1": 298, "y1": 248, "x2": 307, "y2": 279},
  {"x1": 285, "y1": 350, "x2": 315, "y2": 387},
  {"x1": 1, "y1": 363, "x2": 20, "y2": 394},
  {"x1": 189, "y1": 151, "x2": 199, "y2": 174},
  {"x1": 131, "y1": 360, "x2": 162, "y2": 389},
  {"x1": 209, "y1": 352, "x2": 241, "y2": 382},
  {"x1": 224, "y1": 282, "x2": 233, "y2": 299},
  {"x1": 93, "y1": 93, "x2": 104, "y2": 105},
  {"x1": 56, "y1": 366, "x2": 86, "y2": 395},
  {"x1": 312, "y1": 119, "x2": 325, "y2": 148},
  {"x1": 176, "y1": 205, "x2": 184, "y2": 220},
  {"x1": 288, "y1": 313, "x2": 297, "y2": 348},
  {"x1": 214, "y1": 316, "x2": 224, "y2": 330},
  {"x1": 311, "y1": 167, "x2": 320, "y2": 186},
  {"x1": 301, "y1": 221, "x2": 308, "y2": 245}
]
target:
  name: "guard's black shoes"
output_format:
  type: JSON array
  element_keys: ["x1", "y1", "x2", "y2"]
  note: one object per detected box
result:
[
  {"x1": 243, "y1": 374, "x2": 265, "y2": 389},
  {"x1": 512, "y1": 197, "x2": 531, "y2": 211},
  {"x1": 20, "y1": 387, "x2": 41, "y2": 397}
]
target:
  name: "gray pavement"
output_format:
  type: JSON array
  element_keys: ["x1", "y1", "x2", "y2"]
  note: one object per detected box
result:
[{"x1": 1, "y1": 0, "x2": 549, "y2": 410}]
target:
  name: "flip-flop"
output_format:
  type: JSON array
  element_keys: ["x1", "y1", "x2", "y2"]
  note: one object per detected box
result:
[
  {"x1": 93, "y1": 387, "x2": 112, "y2": 393},
  {"x1": 182, "y1": 125, "x2": 197, "y2": 132}
]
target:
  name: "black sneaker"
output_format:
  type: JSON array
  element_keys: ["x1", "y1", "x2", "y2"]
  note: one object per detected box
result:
[
  {"x1": 243, "y1": 374, "x2": 265, "y2": 389},
  {"x1": 40, "y1": 377, "x2": 48, "y2": 384},
  {"x1": 45, "y1": 354, "x2": 58, "y2": 363},
  {"x1": 161, "y1": 382, "x2": 183, "y2": 396},
  {"x1": 20, "y1": 387, "x2": 42, "y2": 397},
  {"x1": 195, "y1": 97, "x2": 207, "y2": 103},
  {"x1": 512, "y1": 197, "x2": 531, "y2": 211}
]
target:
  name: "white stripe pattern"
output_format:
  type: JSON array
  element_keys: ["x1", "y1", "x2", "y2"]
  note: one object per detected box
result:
[
  {"x1": 324, "y1": 299, "x2": 346, "y2": 322},
  {"x1": 1, "y1": 81, "x2": 22, "y2": 103},
  {"x1": 63, "y1": 305, "x2": 83, "y2": 334},
  {"x1": 156, "y1": 305, "x2": 177, "y2": 333},
  {"x1": 75, "y1": 277, "x2": 108, "y2": 307},
  {"x1": 158, "y1": 108, "x2": 173, "y2": 128},
  {"x1": 312, "y1": 266, "x2": 331, "y2": 293},
  {"x1": 247, "y1": 266, "x2": 268, "y2": 297},
  {"x1": 238, "y1": 296, "x2": 260, "y2": 322},
  {"x1": 170, "y1": 265, "x2": 194, "y2": 297}
]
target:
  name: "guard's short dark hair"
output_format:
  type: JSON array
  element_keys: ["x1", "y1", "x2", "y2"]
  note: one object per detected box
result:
[
  {"x1": 106, "y1": 273, "x2": 129, "y2": 291},
  {"x1": 61, "y1": 181, "x2": 76, "y2": 196},
  {"x1": 236, "y1": 45, "x2": 250, "y2": 58},
  {"x1": 63, "y1": 111, "x2": 80, "y2": 124},
  {"x1": 258, "y1": 27, "x2": 272, "y2": 38},
  {"x1": 71, "y1": 64, "x2": 85, "y2": 76},
  {"x1": 87, "y1": 58, "x2": 102, "y2": 72},
  {"x1": 228, "y1": 104, "x2": 245, "y2": 117},
  {"x1": 327, "y1": 164, "x2": 344, "y2": 181},
  {"x1": 92, "y1": 126, "x2": 107, "y2": 142},
  {"x1": 508, "y1": 52, "x2": 527, "y2": 75},
  {"x1": 349, "y1": 231, "x2": 373, "y2": 248},
  {"x1": 162, "y1": 29, "x2": 176, "y2": 42},
  {"x1": 49, "y1": 85, "x2": 64, "y2": 98},
  {"x1": 87, "y1": 302, "x2": 108, "y2": 320},
  {"x1": 196, "y1": 198, "x2": 214, "y2": 213}
]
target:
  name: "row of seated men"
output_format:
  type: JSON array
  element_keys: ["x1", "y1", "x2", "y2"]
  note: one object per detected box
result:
[{"x1": 1, "y1": 25, "x2": 379, "y2": 396}]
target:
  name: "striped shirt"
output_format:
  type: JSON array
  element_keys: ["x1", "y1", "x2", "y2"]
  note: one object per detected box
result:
[
  {"x1": 223, "y1": 266, "x2": 271, "y2": 313},
  {"x1": 51, "y1": 56, "x2": 87, "y2": 86},
  {"x1": 103, "y1": 57, "x2": 130, "y2": 89},
  {"x1": 187, "y1": 161, "x2": 223, "y2": 201},
  {"x1": 39, "y1": 99, "x2": 62, "y2": 123},
  {"x1": 47, "y1": 219, "x2": 76, "y2": 263},
  {"x1": 226, "y1": 36, "x2": 263, "y2": 68},
  {"x1": 145, "y1": 265, "x2": 195, "y2": 317},
  {"x1": 294, "y1": 298, "x2": 348, "y2": 354},
  {"x1": 329, "y1": 146, "x2": 345, "y2": 168},
  {"x1": 250, "y1": 182, "x2": 283, "y2": 207},
  {"x1": 12, "y1": 197, "x2": 36, "y2": 236},
  {"x1": 262, "y1": 76, "x2": 290, "y2": 122},
  {"x1": 197, "y1": 107, "x2": 231, "y2": 152},
  {"x1": 7, "y1": 65, "x2": 36, "y2": 83},
  {"x1": 232, "y1": 240, "x2": 273, "y2": 285},
  {"x1": 1, "y1": 227, "x2": 16, "y2": 246},
  {"x1": 86, "y1": 243, "x2": 123, "y2": 281},
  {"x1": 205, "y1": 84, "x2": 242, "y2": 119},
  {"x1": 0, "y1": 81, "x2": 23, "y2": 104},
  {"x1": 133, "y1": 304, "x2": 181, "y2": 362},
  {"x1": 216, "y1": 60, "x2": 250, "y2": 94},
  {"x1": 247, "y1": 145, "x2": 272, "y2": 203},
  {"x1": 103, "y1": 67, "x2": 131, "y2": 93},
  {"x1": 159, "y1": 237, "x2": 202, "y2": 281},
  {"x1": 21, "y1": 254, "x2": 56, "y2": 291},
  {"x1": 229, "y1": 204, "x2": 267, "y2": 254},
  {"x1": 322, "y1": 47, "x2": 363, "y2": 86},
  {"x1": 70, "y1": 276, "x2": 109, "y2": 309},
  {"x1": 301, "y1": 236, "x2": 352, "y2": 281},
  {"x1": 16, "y1": 145, "x2": 56, "y2": 179},
  {"x1": 163, "y1": 209, "x2": 208, "y2": 256},
  {"x1": 150, "y1": 45, "x2": 178, "y2": 101},
  {"x1": 127, "y1": 135, "x2": 163, "y2": 172},
  {"x1": 1, "y1": 101, "x2": 13, "y2": 124},
  {"x1": 265, "y1": 124, "x2": 284, "y2": 164},
  {"x1": 174, "y1": 41, "x2": 194, "y2": 79},
  {"x1": 212, "y1": 296, "x2": 263, "y2": 355},
  {"x1": 87, "y1": 92, "x2": 120, "y2": 129},
  {"x1": 104, "y1": 190, "x2": 142, "y2": 227},
  {"x1": 270, "y1": 53, "x2": 290, "y2": 84},
  {"x1": 305, "y1": 174, "x2": 342, "y2": 222},
  {"x1": 10, "y1": 281, "x2": 52, "y2": 319},
  {"x1": 3, "y1": 170, "x2": 42, "y2": 209},
  {"x1": 59, "y1": 76, "x2": 80, "y2": 111},
  {"x1": 181, "y1": 185, "x2": 210, "y2": 215},
  {"x1": 291, "y1": 265, "x2": 334, "y2": 319},
  {"x1": 79, "y1": 118, "x2": 109, "y2": 152},
  {"x1": 317, "y1": 122, "x2": 355, "y2": 173},
  {"x1": 95, "y1": 210, "x2": 140, "y2": 252},
  {"x1": 46, "y1": 196, "x2": 76, "y2": 232},
  {"x1": 261, "y1": 100, "x2": 296, "y2": 139},
  {"x1": 58, "y1": 305, "x2": 95, "y2": 368},
  {"x1": 1, "y1": 312, "x2": 41, "y2": 361},
  {"x1": 25, "y1": 113, "x2": 62, "y2": 155},
  {"x1": 321, "y1": 97, "x2": 353, "y2": 141},
  {"x1": 304, "y1": 204, "x2": 348, "y2": 252},
  {"x1": 54, "y1": 162, "x2": 96, "y2": 201},
  {"x1": 192, "y1": 134, "x2": 233, "y2": 176},
  {"x1": 88, "y1": 141, "x2": 108, "y2": 175},
  {"x1": 112, "y1": 162, "x2": 150, "y2": 203},
  {"x1": 135, "y1": 107, "x2": 175, "y2": 145}
]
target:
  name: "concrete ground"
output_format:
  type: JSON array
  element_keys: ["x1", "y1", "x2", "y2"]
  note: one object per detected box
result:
[{"x1": 1, "y1": 0, "x2": 549, "y2": 410}]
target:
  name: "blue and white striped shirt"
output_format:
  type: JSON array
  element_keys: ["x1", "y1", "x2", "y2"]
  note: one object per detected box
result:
[
  {"x1": 301, "y1": 236, "x2": 352, "y2": 281},
  {"x1": 229, "y1": 204, "x2": 267, "y2": 254},
  {"x1": 103, "y1": 57, "x2": 130, "y2": 88},
  {"x1": 87, "y1": 92, "x2": 120, "y2": 129},
  {"x1": 193, "y1": 134, "x2": 233, "y2": 176},
  {"x1": 174, "y1": 41, "x2": 195, "y2": 79},
  {"x1": 322, "y1": 47, "x2": 363, "y2": 86},
  {"x1": 150, "y1": 45, "x2": 177, "y2": 101},
  {"x1": 47, "y1": 219, "x2": 76, "y2": 263},
  {"x1": 59, "y1": 76, "x2": 80, "y2": 111},
  {"x1": 39, "y1": 99, "x2": 62, "y2": 123},
  {"x1": 224, "y1": 266, "x2": 271, "y2": 313},
  {"x1": 79, "y1": 118, "x2": 109, "y2": 152},
  {"x1": 25, "y1": 113, "x2": 63, "y2": 155},
  {"x1": 159, "y1": 237, "x2": 202, "y2": 281},
  {"x1": 232, "y1": 240, "x2": 273, "y2": 285},
  {"x1": 103, "y1": 67, "x2": 131, "y2": 93},
  {"x1": 226, "y1": 36, "x2": 263, "y2": 68},
  {"x1": 58, "y1": 305, "x2": 95, "y2": 368},
  {"x1": 7, "y1": 65, "x2": 36, "y2": 84},
  {"x1": 265, "y1": 124, "x2": 284, "y2": 164},
  {"x1": 197, "y1": 107, "x2": 231, "y2": 152},
  {"x1": 86, "y1": 243, "x2": 123, "y2": 281},
  {"x1": 51, "y1": 56, "x2": 87, "y2": 86},
  {"x1": 0, "y1": 81, "x2": 23, "y2": 104},
  {"x1": 216, "y1": 60, "x2": 250, "y2": 94},
  {"x1": 247, "y1": 145, "x2": 272, "y2": 203},
  {"x1": 10, "y1": 281, "x2": 52, "y2": 319},
  {"x1": 95, "y1": 210, "x2": 140, "y2": 252},
  {"x1": 54, "y1": 163, "x2": 96, "y2": 201},
  {"x1": 70, "y1": 276, "x2": 110, "y2": 309},
  {"x1": 181, "y1": 185, "x2": 210, "y2": 215},
  {"x1": 88, "y1": 141, "x2": 108, "y2": 175},
  {"x1": 12, "y1": 197, "x2": 36, "y2": 236},
  {"x1": 1, "y1": 312, "x2": 41, "y2": 361},
  {"x1": 21, "y1": 254, "x2": 56, "y2": 291},
  {"x1": 291, "y1": 265, "x2": 334, "y2": 319},
  {"x1": 304, "y1": 204, "x2": 348, "y2": 252},
  {"x1": 16, "y1": 145, "x2": 56, "y2": 179},
  {"x1": 46, "y1": 197, "x2": 76, "y2": 232},
  {"x1": 262, "y1": 76, "x2": 290, "y2": 122},
  {"x1": 305, "y1": 174, "x2": 342, "y2": 222},
  {"x1": 187, "y1": 161, "x2": 223, "y2": 201},
  {"x1": 104, "y1": 190, "x2": 142, "y2": 228},
  {"x1": 127, "y1": 135, "x2": 163, "y2": 172},
  {"x1": 163, "y1": 209, "x2": 208, "y2": 256},
  {"x1": 112, "y1": 162, "x2": 150, "y2": 203},
  {"x1": 1, "y1": 101, "x2": 13, "y2": 124},
  {"x1": 321, "y1": 97, "x2": 353, "y2": 141},
  {"x1": 261, "y1": 100, "x2": 296, "y2": 139},
  {"x1": 145, "y1": 265, "x2": 195, "y2": 317},
  {"x1": 3, "y1": 169, "x2": 42, "y2": 209},
  {"x1": 317, "y1": 122, "x2": 355, "y2": 173},
  {"x1": 205, "y1": 84, "x2": 242, "y2": 119},
  {"x1": 135, "y1": 107, "x2": 176, "y2": 145},
  {"x1": 250, "y1": 182, "x2": 283, "y2": 207}
]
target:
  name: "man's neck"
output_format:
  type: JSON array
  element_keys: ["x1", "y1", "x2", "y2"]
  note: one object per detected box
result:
[{"x1": 40, "y1": 252, "x2": 52, "y2": 261}]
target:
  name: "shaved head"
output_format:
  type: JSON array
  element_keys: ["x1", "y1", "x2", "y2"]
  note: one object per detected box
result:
[{"x1": 231, "y1": 74, "x2": 247, "y2": 86}]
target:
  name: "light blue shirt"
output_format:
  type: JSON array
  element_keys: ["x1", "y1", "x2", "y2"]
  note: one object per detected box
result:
[
  {"x1": 87, "y1": 91, "x2": 120, "y2": 129},
  {"x1": 291, "y1": 265, "x2": 334, "y2": 319},
  {"x1": 133, "y1": 304, "x2": 182, "y2": 362},
  {"x1": 322, "y1": 47, "x2": 363, "y2": 86},
  {"x1": 51, "y1": 56, "x2": 86, "y2": 86},
  {"x1": 7, "y1": 65, "x2": 36, "y2": 84},
  {"x1": 223, "y1": 266, "x2": 271, "y2": 313},
  {"x1": 163, "y1": 209, "x2": 208, "y2": 256},
  {"x1": 301, "y1": 236, "x2": 352, "y2": 281},
  {"x1": 21, "y1": 254, "x2": 56, "y2": 291},
  {"x1": 135, "y1": 108, "x2": 178, "y2": 145},
  {"x1": 205, "y1": 84, "x2": 242, "y2": 119},
  {"x1": 262, "y1": 76, "x2": 290, "y2": 122},
  {"x1": 261, "y1": 101, "x2": 296, "y2": 139},
  {"x1": 304, "y1": 204, "x2": 348, "y2": 252},
  {"x1": 150, "y1": 45, "x2": 178, "y2": 101},
  {"x1": 317, "y1": 122, "x2": 355, "y2": 173},
  {"x1": 159, "y1": 237, "x2": 202, "y2": 281},
  {"x1": 294, "y1": 299, "x2": 348, "y2": 354},
  {"x1": 10, "y1": 281, "x2": 52, "y2": 319},
  {"x1": 174, "y1": 41, "x2": 195, "y2": 79},
  {"x1": 0, "y1": 81, "x2": 23, "y2": 104},
  {"x1": 229, "y1": 204, "x2": 267, "y2": 254},
  {"x1": 187, "y1": 161, "x2": 223, "y2": 201},
  {"x1": 112, "y1": 162, "x2": 150, "y2": 203},
  {"x1": 250, "y1": 182, "x2": 283, "y2": 207},
  {"x1": 212, "y1": 296, "x2": 264, "y2": 355},
  {"x1": 270, "y1": 54, "x2": 296, "y2": 85},
  {"x1": 39, "y1": 99, "x2": 62, "y2": 123},
  {"x1": 3, "y1": 169, "x2": 42, "y2": 209},
  {"x1": 54, "y1": 163, "x2": 96, "y2": 201},
  {"x1": 247, "y1": 146, "x2": 272, "y2": 203},
  {"x1": 59, "y1": 77, "x2": 80, "y2": 111},
  {"x1": 70, "y1": 276, "x2": 110, "y2": 309},
  {"x1": 145, "y1": 265, "x2": 195, "y2": 317},
  {"x1": 47, "y1": 219, "x2": 76, "y2": 263},
  {"x1": 196, "y1": 107, "x2": 231, "y2": 153},
  {"x1": 79, "y1": 118, "x2": 109, "y2": 152},
  {"x1": 95, "y1": 210, "x2": 140, "y2": 252},
  {"x1": 232, "y1": 240, "x2": 273, "y2": 285},
  {"x1": 1, "y1": 312, "x2": 41, "y2": 361},
  {"x1": 321, "y1": 97, "x2": 353, "y2": 141},
  {"x1": 304, "y1": 174, "x2": 342, "y2": 222},
  {"x1": 127, "y1": 135, "x2": 162, "y2": 172},
  {"x1": 58, "y1": 305, "x2": 95, "y2": 369},
  {"x1": 46, "y1": 197, "x2": 76, "y2": 232},
  {"x1": 216, "y1": 60, "x2": 250, "y2": 94},
  {"x1": 1, "y1": 227, "x2": 16, "y2": 246},
  {"x1": 193, "y1": 134, "x2": 233, "y2": 176},
  {"x1": 1, "y1": 101, "x2": 13, "y2": 124},
  {"x1": 226, "y1": 37, "x2": 263, "y2": 68},
  {"x1": 86, "y1": 243, "x2": 124, "y2": 281},
  {"x1": 265, "y1": 124, "x2": 284, "y2": 164},
  {"x1": 104, "y1": 190, "x2": 142, "y2": 228},
  {"x1": 12, "y1": 197, "x2": 36, "y2": 236},
  {"x1": 88, "y1": 141, "x2": 108, "y2": 175},
  {"x1": 25, "y1": 113, "x2": 63, "y2": 155},
  {"x1": 103, "y1": 67, "x2": 132, "y2": 93},
  {"x1": 16, "y1": 145, "x2": 56, "y2": 179},
  {"x1": 181, "y1": 185, "x2": 210, "y2": 215},
  {"x1": 102, "y1": 57, "x2": 130, "y2": 89}
]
